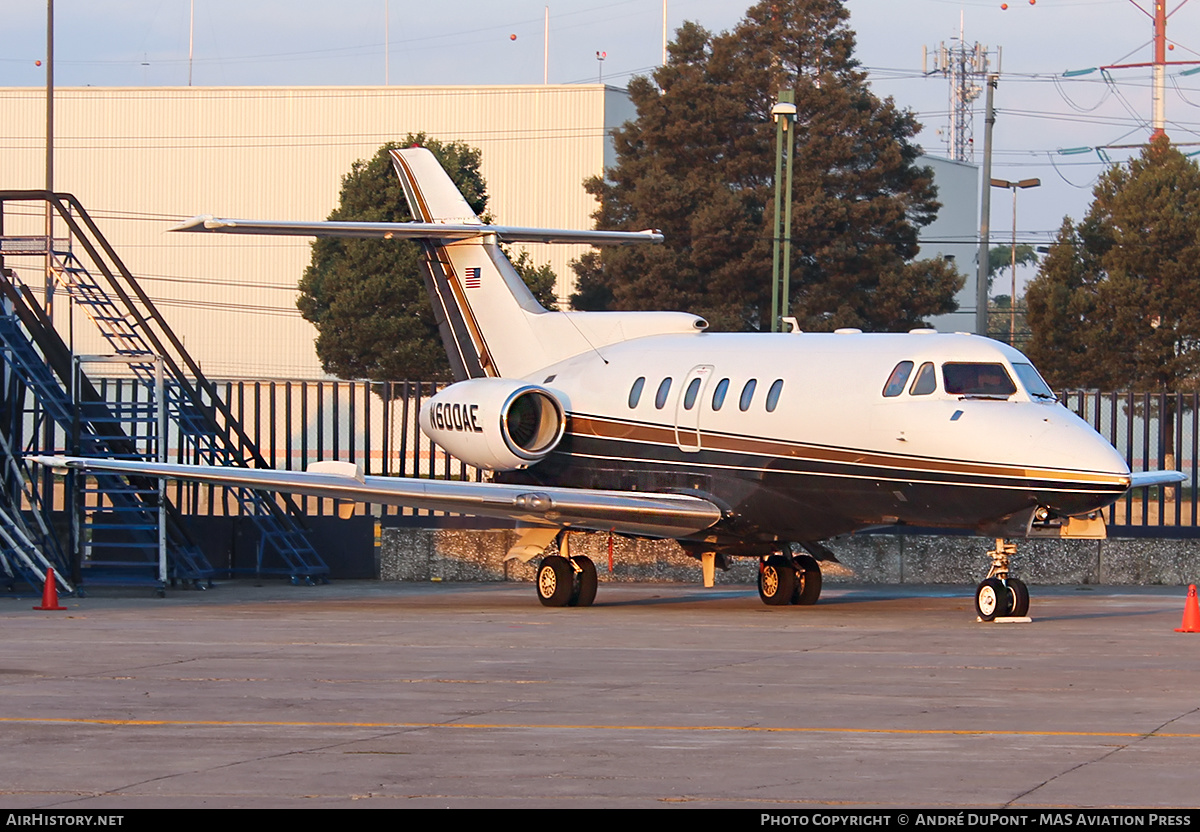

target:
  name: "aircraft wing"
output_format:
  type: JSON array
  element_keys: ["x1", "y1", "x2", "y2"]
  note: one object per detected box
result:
[
  {"x1": 169, "y1": 216, "x2": 663, "y2": 246},
  {"x1": 30, "y1": 456, "x2": 722, "y2": 540},
  {"x1": 1129, "y1": 470, "x2": 1188, "y2": 489}
]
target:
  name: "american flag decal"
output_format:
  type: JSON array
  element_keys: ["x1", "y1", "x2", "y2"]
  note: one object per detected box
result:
[{"x1": 464, "y1": 267, "x2": 482, "y2": 289}]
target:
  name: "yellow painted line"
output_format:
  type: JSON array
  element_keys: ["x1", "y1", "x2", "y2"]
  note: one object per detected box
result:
[{"x1": 1, "y1": 716, "x2": 1197, "y2": 739}]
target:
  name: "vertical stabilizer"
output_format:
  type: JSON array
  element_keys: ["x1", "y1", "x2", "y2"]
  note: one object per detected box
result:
[
  {"x1": 390, "y1": 147, "x2": 708, "y2": 380},
  {"x1": 391, "y1": 148, "x2": 552, "y2": 380}
]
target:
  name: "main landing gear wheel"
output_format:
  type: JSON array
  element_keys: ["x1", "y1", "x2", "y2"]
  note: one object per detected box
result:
[
  {"x1": 537, "y1": 555, "x2": 574, "y2": 607},
  {"x1": 974, "y1": 577, "x2": 1012, "y2": 621},
  {"x1": 792, "y1": 554, "x2": 823, "y2": 605},
  {"x1": 536, "y1": 554, "x2": 598, "y2": 608},
  {"x1": 569, "y1": 555, "x2": 598, "y2": 608},
  {"x1": 758, "y1": 555, "x2": 796, "y2": 606}
]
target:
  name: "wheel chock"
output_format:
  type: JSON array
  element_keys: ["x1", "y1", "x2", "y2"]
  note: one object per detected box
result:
[
  {"x1": 33, "y1": 568, "x2": 67, "y2": 611},
  {"x1": 1176, "y1": 584, "x2": 1200, "y2": 633}
]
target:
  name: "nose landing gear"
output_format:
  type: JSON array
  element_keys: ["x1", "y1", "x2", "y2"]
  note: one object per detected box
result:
[{"x1": 975, "y1": 539, "x2": 1030, "y2": 621}]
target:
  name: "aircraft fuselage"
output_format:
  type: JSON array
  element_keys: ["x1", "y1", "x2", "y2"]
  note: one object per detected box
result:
[{"x1": 498, "y1": 329, "x2": 1130, "y2": 550}]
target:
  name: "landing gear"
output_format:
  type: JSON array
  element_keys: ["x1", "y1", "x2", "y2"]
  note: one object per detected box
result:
[
  {"x1": 758, "y1": 550, "x2": 823, "y2": 607},
  {"x1": 758, "y1": 555, "x2": 795, "y2": 605},
  {"x1": 570, "y1": 555, "x2": 598, "y2": 607},
  {"x1": 975, "y1": 577, "x2": 1011, "y2": 621},
  {"x1": 535, "y1": 549, "x2": 598, "y2": 608},
  {"x1": 974, "y1": 539, "x2": 1030, "y2": 621},
  {"x1": 792, "y1": 554, "x2": 822, "y2": 605},
  {"x1": 537, "y1": 555, "x2": 573, "y2": 607},
  {"x1": 1007, "y1": 576, "x2": 1030, "y2": 618}
]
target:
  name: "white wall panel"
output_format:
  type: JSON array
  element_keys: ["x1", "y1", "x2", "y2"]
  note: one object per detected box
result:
[{"x1": 0, "y1": 85, "x2": 619, "y2": 378}]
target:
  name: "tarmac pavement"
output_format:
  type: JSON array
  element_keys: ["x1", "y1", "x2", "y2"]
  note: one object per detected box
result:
[{"x1": 1, "y1": 581, "x2": 1198, "y2": 808}]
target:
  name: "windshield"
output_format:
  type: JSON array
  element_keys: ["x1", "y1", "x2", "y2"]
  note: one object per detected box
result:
[
  {"x1": 942, "y1": 363, "x2": 1017, "y2": 398},
  {"x1": 1012, "y1": 363, "x2": 1057, "y2": 401}
]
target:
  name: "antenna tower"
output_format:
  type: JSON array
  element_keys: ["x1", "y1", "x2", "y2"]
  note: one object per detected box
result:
[{"x1": 924, "y1": 18, "x2": 998, "y2": 162}]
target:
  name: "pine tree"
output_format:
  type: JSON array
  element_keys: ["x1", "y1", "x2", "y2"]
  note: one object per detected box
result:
[
  {"x1": 570, "y1": 0, "x2": 962, "y2": 331},
  {"x1": 1025, "y1": 136, "x2": 1200, "y2": 393}
]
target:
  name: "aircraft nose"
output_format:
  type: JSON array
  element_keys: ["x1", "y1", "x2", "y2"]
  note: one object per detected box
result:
[{"x1": 1035, "y1": 410, "x2": 1131, "y2": 511}]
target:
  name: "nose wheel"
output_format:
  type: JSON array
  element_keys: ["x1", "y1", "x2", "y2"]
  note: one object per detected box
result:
[{"x1": 974, "y1": 539, "x2": 1030, "y2": 621}]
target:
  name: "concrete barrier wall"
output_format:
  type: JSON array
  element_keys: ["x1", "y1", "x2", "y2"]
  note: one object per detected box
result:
[{"x1": 379, "y1": 528, "x2": 1200, "y2": 586}]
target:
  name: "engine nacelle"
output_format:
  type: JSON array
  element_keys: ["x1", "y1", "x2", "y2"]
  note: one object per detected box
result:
[{"x1": 419, "y1": 378, "x2": 566, "y2": 471}]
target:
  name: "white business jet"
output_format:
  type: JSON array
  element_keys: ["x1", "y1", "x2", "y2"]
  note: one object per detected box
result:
[{"x1": 35, "y1": 148, "x2": 1184, "y2": 619}]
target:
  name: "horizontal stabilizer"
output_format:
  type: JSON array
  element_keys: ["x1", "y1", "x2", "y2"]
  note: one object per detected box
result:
[
  {"x1": 1129, "y1": 470, "x2": 1188, "y2": 489},
  {"x1": 170, "y1": 216, "x2": 662, "y2": 246},
  {"x1": 30, "y1": 456, "x2": 722, "y2": 540}
]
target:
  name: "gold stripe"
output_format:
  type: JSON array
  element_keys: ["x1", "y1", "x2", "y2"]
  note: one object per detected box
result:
[
  {"x1": 0, "y1": 716, "x2": 1192, "y2": 740},
  {"x1": 569, "y1": 414, "x2": 1129, "y2": 489}
]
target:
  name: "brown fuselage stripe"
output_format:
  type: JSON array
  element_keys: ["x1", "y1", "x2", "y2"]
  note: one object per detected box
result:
[{"x1": 567, "y1": 413, "x2": 1129, "y2": 489}]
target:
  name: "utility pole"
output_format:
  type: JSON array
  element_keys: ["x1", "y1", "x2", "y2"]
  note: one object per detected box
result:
[
  {"x1": 1064, "y1": 2, "x2": 1200, "y2": 142},
  {"x1": 44, "y1": 0, "x2": 54, "y2": 316},
  {"x1": 770, "y1": 91, "x2": 797, "y2": 333},
  {"x1": 975, "y1": 75, "x2": 997, "y2": 336}
]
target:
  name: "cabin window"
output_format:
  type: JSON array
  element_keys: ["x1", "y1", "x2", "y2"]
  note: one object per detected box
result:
[
  {"x1": 1012, "y1": 363, "x2": 1056, "y2": 401},
  {"x1": 882, "y1": 361, "x2": 914, "y2": 397},
  {"x1": 628, "y1": 377, "x2": 645, "y2": 408},
  {"x1": 655, "y1": 378, "x2": 672, "y2": 409},
  {"x1": 683, "y1": 377, "x2": 702, "y2": 410},
  {"x1": 739, "y1": 379, "x2": 757, "y2": 412},
  {"x1": 942, "y1": 363, "x2": 1017, "y2": 398},
  {"x1": 765, "y1": 379, "x2": 784, "y2": 412},
  {"x1": 909, "y1": 362, "x2": 937, "y2": 396},
  {"x1": 712, "y1": 378, "x2": 730, "y2": 410}
]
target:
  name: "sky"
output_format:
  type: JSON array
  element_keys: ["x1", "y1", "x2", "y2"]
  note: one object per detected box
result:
[{"x1": 4, "y1": 0, "x2": 1200, "y2": 274}]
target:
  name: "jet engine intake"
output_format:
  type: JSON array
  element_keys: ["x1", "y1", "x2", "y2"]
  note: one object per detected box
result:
[{"x1": 419, "y1": 378, "x2": 566, "y2": 471}]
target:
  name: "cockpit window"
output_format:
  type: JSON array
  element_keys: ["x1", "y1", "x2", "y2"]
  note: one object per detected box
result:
[
  {"x1": 883, "y1": 361, "x2": 914, "y2": 397},
  {"x1": 1012, "y1": 363, "x2": 1057, "y2": 402},
  {"x1": 942, "y1": 363, "x2": 1017, "y2": 398},
  {"x1": 909, "y1": 362, "x2": 937, "y2": 396}
]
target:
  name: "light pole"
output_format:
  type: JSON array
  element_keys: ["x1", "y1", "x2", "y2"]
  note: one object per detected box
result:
[
  {"x1": 770, "y1": 91, "x2": 797, "y2": 332},
  {"x1": 989, "y1": 177, "x2": 1040, "y2": 345}
]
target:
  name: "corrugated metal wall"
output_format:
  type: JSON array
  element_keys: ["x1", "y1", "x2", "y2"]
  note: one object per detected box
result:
[{"x1": 0, "y1": 85, "x2": 620, "y2": 378}]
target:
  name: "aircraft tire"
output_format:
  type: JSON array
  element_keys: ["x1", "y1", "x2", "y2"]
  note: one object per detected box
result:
[
  {"x1": 792, "y1": 554, "x2": 822, "y2": 605},
  {"x1": 569, "y1": 556, "x2": 598, "y2": 607},
  {"x1": 1007, "y1": 577, "x2": 1030, "y2": 618},
  {"x1": 758, "y1": 555, "x2": 796, "y2": 606},
  {"x1": 537, "y1": 555, "x2": 574, "y2": 607},
  {"x1": 975, "y1": 577, "x2": 1012, "y2": 621}
]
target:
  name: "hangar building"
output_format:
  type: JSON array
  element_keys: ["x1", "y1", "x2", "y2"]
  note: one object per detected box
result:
[{"x1": 0, "y1": 84, "x2": 978, "y2": 379}]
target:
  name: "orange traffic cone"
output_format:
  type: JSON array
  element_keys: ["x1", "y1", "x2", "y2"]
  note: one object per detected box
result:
[
  {"x1": 1176, "y1": 584, "x2": 1200, "y2": 633},
  {"x1": 33, "y1": 568, "x2": 66, "y2": 611}
]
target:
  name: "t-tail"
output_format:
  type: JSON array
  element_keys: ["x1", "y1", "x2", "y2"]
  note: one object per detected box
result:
[
  {"x1": 172, "y1": 146, "x2": 708, "y2": 380},
  {"x1": 388, "y1": 147, "x2": 707, "y2": 380}
]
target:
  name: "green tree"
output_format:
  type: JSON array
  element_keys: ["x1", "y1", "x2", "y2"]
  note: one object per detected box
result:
[
  {"x1": 987, "y1": 244, "x2": 1039, "y2": 289},
  {"x1": 1025, "y1": 136, "x2": 1200, "y2": 393},
  {"x1": 571, "y1": 0, "x2": 962, "y2": 331},
  {"x1": 297, "y1": 135, "x2": 556, "y2": 381}
]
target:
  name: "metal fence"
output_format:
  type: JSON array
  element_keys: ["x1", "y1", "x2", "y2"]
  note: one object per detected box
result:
[{"x1": 1061, "y1": 390, "x2": 1198, "y2": 533}]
